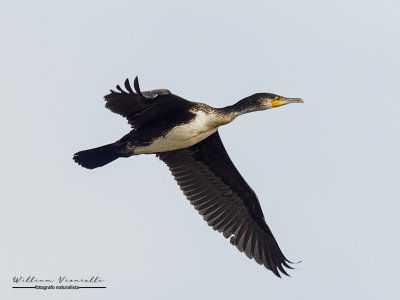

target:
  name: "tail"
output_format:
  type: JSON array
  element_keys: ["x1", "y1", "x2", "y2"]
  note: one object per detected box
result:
[{"x1": 73, "y1": 143, "x2": 124, "y2": 169}]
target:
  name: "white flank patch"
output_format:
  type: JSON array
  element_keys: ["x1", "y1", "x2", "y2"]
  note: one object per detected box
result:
[{"x1": 133, "y1": 110, "x2": 219, "y2": 154}]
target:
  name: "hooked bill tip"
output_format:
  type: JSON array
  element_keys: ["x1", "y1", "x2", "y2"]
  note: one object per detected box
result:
[{"x1": 287, "y1": 98, "x2": 303, "y2": 104}]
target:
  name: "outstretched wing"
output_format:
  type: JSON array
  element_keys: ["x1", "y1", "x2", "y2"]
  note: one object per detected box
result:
[
  {"x1": 157, "y1": 131, "x2": 293, "y2": 277},
  {"x1": 104, "y1": 77, "x2": 172, "y2": 128}
]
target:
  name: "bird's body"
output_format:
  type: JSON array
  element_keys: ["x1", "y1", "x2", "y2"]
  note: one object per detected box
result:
[
  {"x1": 132, "y1": 107, "x2": 220, "y2": 154},
  {"x1": 73, "y1": 77, "x2": 303, "y2": 277}
]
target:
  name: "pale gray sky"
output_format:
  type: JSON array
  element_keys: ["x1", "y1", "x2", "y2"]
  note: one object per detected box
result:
[{"x1": 1, "y1": 0, "x2": 399, "y2": 299}]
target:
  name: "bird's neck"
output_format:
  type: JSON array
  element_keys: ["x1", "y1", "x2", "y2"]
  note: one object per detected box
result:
[{"x1": 215, "y1": 96, "x2": 264, "y2": 125}]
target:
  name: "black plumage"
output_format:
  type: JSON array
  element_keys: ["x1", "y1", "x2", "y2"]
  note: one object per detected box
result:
[
  {"x1": 157, "y1": 131, "x2": 293, "y2": 276},
  {"x1": 104, "y1": 77, "x2": 195, "y2": 135},
  {"x1": 74, "y1": 77, "x2": 303, "y2": 277}
]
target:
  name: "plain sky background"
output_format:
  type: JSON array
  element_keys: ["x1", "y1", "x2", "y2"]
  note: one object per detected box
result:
[{"x1": 1, "y1": 0, "x2": 399, "y2": 299}]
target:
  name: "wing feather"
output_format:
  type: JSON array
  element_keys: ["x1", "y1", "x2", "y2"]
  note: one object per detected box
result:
[
  {"x1": 157, "y1": 131, "x2": 292, "y2": 276},
  {"x1": 104, "y1": 77, "x2": 174, "y2": 128}
]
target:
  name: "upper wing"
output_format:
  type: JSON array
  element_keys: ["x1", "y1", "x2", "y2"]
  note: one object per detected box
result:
[
  {"x1": 104, "y1": 77, "x2": 174, "y2": 128},
  {"x1": 157, "y1": 131, "x2": 293, "y2": 277}
]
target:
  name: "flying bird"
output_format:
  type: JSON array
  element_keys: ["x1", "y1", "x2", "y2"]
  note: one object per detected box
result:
[{"x1": 73, "y1": 77, "x2": 303, "y2": 277}]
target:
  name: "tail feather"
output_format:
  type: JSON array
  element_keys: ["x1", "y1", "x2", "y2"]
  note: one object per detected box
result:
[{"x1": 73, "y1": 143, "x2": 122, "y2": 169}]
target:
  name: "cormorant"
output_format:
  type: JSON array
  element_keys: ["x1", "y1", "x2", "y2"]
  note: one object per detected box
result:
[{"x1": 73, "y1": 77, "x2": 303, "y2": 277}]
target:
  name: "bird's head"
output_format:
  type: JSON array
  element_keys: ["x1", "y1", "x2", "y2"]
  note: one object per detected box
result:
[
  {"x1": 218, "y1": 93, "x2": 304, "y2": 124},
  {"x1": 253, "y1": 93, "x2": 304, "y2": 110}
]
